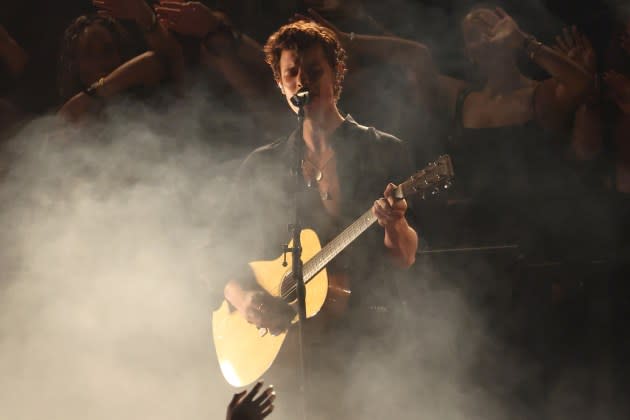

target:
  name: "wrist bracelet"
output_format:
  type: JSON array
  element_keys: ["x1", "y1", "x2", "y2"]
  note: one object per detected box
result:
[
  {"x1": 524, "y1": 36, "x2": 543, "y2": 61},
  {"x1": 522, "y1": 34, "x2": 535, "y2": 50},
  {"x1": 349, "y1": 32, "x2": 355, "y2": 41},
  {"x1": 83, "y1": 77, "x2": 105, "y2": 97}
]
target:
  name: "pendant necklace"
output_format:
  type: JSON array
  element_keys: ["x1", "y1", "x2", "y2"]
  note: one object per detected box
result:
[{"x1": 302, "y1": 153, "x2": 335, "y2": 200}]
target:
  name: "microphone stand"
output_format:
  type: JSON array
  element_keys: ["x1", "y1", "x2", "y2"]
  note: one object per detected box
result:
[{"x1": 283, "y1": 90, "x2": 309, "y2": 420}]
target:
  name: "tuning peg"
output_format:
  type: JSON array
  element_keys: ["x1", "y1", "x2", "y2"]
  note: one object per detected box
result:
[{"x1": 443, "y1": 181, "x2": 452, "y2": 190}]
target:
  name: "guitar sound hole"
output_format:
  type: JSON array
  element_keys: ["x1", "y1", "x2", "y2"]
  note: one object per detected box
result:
[{"x1": 280, "y1": 274, "x2": 297, "y2": 303}]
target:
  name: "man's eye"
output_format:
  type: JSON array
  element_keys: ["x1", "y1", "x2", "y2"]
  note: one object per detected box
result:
[{"x1": 309, "y1": 68, "x2": 323, "y2": 79}]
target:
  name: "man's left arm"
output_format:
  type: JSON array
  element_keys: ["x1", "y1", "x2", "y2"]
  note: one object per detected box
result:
[{"x1": 372, "y1": 183, "x2": 418, "y2": 268}]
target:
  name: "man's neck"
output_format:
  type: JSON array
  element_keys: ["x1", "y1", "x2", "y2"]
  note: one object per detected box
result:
[{"x1": 302, "y1": 107, "x2": 345, "y2": 156}]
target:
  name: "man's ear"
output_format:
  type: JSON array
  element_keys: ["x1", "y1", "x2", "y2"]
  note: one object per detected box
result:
[
  {"x1": 336, "y1": 62, "x2": 344, "y2": 75},
  {"x1": 277, "y1": 80, "x2": 285, "y2": 95}
]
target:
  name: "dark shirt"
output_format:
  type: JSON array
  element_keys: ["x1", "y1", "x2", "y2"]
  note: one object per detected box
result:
[{"x1": 210, "y1": 115, "x2": 417, "y2": 323}]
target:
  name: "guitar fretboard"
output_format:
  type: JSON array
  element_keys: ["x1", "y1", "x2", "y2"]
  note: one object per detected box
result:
[
  {"x1": 296, "y1": 155, "x2": 453, "y2": 286},
  {"x1": 303, "y1": 208, "x2": 376, "y2": 283}
]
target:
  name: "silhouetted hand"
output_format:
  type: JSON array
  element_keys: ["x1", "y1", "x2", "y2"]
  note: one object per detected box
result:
[
  {"x1": 227, "y1": 382, "x2": 275, "y2": 420},
  {"x1": 92, "y1": 0, "x2": 155, "y2": 30},
  {"x1": 553, "y1": 26, "x2": 597, "y2": 76},
  {"x1": 155, "y1": 1, "x2": 228, "y2": 38},
  {"x1": 604, "y1": 70, "x2": 630, "y2": 114}
]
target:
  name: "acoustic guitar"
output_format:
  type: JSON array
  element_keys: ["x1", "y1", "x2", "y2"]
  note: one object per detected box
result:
[{"x1": 212, "y1": 155, "x2": 454, "y2": 387}]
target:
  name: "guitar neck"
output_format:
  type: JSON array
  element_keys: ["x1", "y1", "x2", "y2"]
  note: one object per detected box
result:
[
  {"x1": 303, "y1": 208, "x2": 376, "y2": 282},
  {"x1": 300, "y1": 155, "x2": 454, "y2": 284}
]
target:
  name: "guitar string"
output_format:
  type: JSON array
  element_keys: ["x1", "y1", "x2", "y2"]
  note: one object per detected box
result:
[{"x1": 280, "y1": 209, "x2": 376, "y2": 300}]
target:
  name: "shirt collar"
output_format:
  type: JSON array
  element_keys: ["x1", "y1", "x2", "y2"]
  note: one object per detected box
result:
[{"x1": 287, "y1": 113, "x2": 358, "y2": 149}]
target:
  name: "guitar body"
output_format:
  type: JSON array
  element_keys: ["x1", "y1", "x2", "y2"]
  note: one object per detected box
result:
[
  {"x1": 212, "y1": 229, "x2": 329, "y2": 387},
  {"x1": 212, "y1": 156, "x2": 454, "y2": 387}
]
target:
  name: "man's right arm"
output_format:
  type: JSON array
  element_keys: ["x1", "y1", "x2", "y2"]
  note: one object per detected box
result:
[
  {"x1": 224, "y1": 279, "x2": 294, "y2": 335},
  {"x1": 212, "y1": 151, "x2": 295, "y2": 333}
]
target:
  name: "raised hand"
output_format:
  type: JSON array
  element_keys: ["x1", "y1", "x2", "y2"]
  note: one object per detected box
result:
[
  {"x1": 92, "y1": 0, "x2": 155, "y2": 30},
  {"x1": 479, "y1": 7, "x2": 525, "y2": 50},
  {"x1": 227, "y1": 382, "x2": 275, "y2": 420},
  {"x1": 553, "y1": 26, "x2": 597, "y2": 75},
  {"x1": 604, "y1": 70, "x2": 630, "y2": 114},
  {"x1": 155, "y1": 1, "x2": 227, "y2": 38}
]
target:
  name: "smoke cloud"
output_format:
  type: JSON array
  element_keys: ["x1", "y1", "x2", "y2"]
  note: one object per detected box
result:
[
  {"x1": 0, "y1": 86, "x2": 510, "y2": 420},
  {"x1": 0, "y1": 1, "x2": 624, "y2": 419}
]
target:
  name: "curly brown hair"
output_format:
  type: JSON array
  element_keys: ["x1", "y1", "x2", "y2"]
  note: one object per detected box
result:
[{"x1": 264, "y1": 20, "x2": 347, "y2": 100}]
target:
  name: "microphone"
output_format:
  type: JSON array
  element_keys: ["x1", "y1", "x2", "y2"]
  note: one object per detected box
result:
[{"x1": 290, "y1": 87, "x2": 310, "y2": 108}]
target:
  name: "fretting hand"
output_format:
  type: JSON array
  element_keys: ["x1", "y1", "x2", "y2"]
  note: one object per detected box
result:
[{"x1": 372, "y1": 183, "x2": 408, "y2": 229}]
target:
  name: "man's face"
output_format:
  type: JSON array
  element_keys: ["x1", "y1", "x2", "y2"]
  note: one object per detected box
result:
[{"x1": 277, "y1": 44, "x2": 338, "y2": 115}]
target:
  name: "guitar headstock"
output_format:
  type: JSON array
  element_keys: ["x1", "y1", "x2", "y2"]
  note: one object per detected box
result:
[{"x1": 397, "y1": 155, "x2": 454, "y2": 200}]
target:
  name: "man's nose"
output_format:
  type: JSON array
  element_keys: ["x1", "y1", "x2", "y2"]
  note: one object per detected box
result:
[{"x1": 296, "y1": 68, "x2": 309, "y2": 89}]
